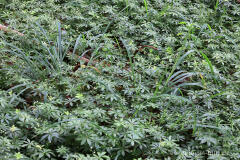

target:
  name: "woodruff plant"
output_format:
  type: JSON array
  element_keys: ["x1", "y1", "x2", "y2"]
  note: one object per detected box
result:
[{"x1": 0, "y1": 0, "x2": 239, "y2": 160}]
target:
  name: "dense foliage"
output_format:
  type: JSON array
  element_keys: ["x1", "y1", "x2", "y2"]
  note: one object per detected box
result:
[{"x1": 0, "y1": 0, "x2": 240, "y2": 159}]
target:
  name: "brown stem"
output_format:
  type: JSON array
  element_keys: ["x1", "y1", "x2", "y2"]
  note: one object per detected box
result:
[
  {"x1": 140, "y1": 45, "x2": 158, "y2": 50},
  {"x1": 0, "y1": 24, "x2": 24, "y2": 36}
]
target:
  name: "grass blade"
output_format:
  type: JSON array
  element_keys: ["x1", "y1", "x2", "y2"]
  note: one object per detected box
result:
[
  {"x1": 143, "y1": 0, "x2": 148, "y2": 16},
  {"x1": 200, "y1": 51, "x2": 217, "y2": 84},
  {"x1": 120, "y1": 38, "x2": 135, "y2": 83},
  {"x1": 161, "y1": 50, "x2": 195, "y2": 93},
  {"x1": 57, "y1": 22, "x2": 62, "y2": 62}
]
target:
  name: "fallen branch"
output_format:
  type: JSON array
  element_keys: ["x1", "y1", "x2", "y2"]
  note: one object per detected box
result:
[
  {"x1": 68, "y1": 52, "x2": 100, "y2": 72},
  {"x1": 140, "y1": 45, "x2": 159, "y2": 50},
  {"x1": 0, "y1": 24, "x2": 24, "y2": 36},
  {"x1": 136, "y1": 45, "x2": 159, "y2": 53}
]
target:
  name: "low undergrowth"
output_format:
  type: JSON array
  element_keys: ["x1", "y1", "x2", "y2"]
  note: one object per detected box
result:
[{"x1": 0, "y1": 0, "x2": 240, "y2": 160}]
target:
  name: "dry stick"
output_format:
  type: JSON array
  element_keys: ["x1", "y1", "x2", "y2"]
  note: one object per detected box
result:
[
  {"x1": 0, "y1": 24, "x2": 24, "y2": 36},
  {"x1": 140, "y1": 45, "x2": 158, "y2": 50},
  {"x1": 137, "y1": 45, "x2": 159, "y2": 53},
  {"x1": 69, "y1": 52, "x2": 101, "y2": 73}
]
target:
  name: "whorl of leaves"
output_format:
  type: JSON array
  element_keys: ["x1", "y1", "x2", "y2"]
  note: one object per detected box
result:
[{"x1": 0, "y1": 0, "x2": 240, "y2": 159}]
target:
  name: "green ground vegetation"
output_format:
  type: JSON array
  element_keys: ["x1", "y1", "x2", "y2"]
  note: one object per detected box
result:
[{"x1": 0, "y1": 0, "x2": 240, "y2": 159}]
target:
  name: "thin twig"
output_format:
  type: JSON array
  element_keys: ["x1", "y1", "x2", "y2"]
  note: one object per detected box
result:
[{"x1": 0, "y1": 24, "x2": 24, "y2": 36}]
